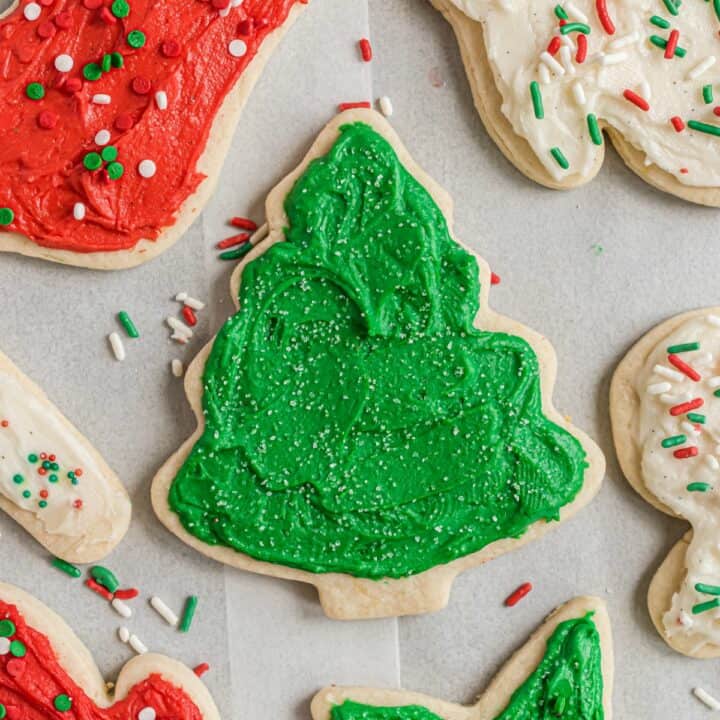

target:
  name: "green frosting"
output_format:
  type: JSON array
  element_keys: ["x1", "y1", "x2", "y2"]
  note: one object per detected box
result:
[
  {"x1": 329, "y1": 614, "x2": 604, "y2": 720},
  {"x1": 168, "y1": 121, "x2": 587, "y2": 579}
]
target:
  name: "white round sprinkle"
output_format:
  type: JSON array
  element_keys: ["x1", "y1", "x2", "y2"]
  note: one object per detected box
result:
[
  {"x1": 138, "y1": 708, "x2": 157, "y2": 720},
  {"x1": 94, "y1": 129, "x2": 111, "y2": 146},
  {"x1": 73, "y1": 202, "x2": 86, "y2": 221},
  {"x1": 23, "y1": 2, "x2": 41, "y2": 21},
  {"x1": 92, "y1": 94, "x2": 111, "y2": 105},
  {"x1": 118, "y1": 626, "x2": 130, "y2": 643},
  {"x1": 54, "y1": 54, "x2": 74, "y2": 73},
  {"x1": 228, "y1": 39, "x2": 247, "y2": 57},
  {"x1": 154, "y1": 90, "x2": 168, "y2": 111},
  {"x1": 138, "y1": 159, "x2": 157, "y2": 178},
  {"x1": 0, "y1": 637, "x2": 10, "y2": 655}
]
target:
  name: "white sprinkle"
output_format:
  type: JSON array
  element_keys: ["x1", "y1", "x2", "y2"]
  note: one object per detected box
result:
[
  {"x1": 608, "y1": 31, "x2": 639, "y2": 50},
  {"x1": 94, "y1": 129, "x2": 111, "y2": 146},
  {"x1": 23, "y1": 2, "x2": 41, "y2": 21},
  {"x1": 659, "y1": 391, "x2": 692, "y2": 405},
  {"x1": 112, "y1": 598, "x2": 132, "y2": 619},
  {"x1": 167, "y1": 316, "x2": 193, "y2": 337},
  {"x1": 138, "y1": 708, "x2": 157, "y2": 720},
  {"x1": 560, "y1": 33, "x2": 574, "y2": 51},
  {"x1": 129, "y1": 634, "x2": 148, "y2": 655},
  {"x1": 118, "y1": 626, "x2": 130, "y2": 643},
  {"x1": 639, "y1": 80, "x2": 651, "y2": 101},
  {"x1": 0, "y1": 637, "x2": 10, "y2": 655},
  {"x1": 150, "y1": 596, "x2": 179, "y2": 626},
  {"x1": 538, "y1": 63, "x2": 551, "y2": 84},
  {"x1": 600, "y1": 52, "x2": 628, "y2": 66},
  {"x1": 109, "y1": 333, "x2": 126, "y2": 361},
  {"x1": 694, "y1": 687, "x2": 720, "y2": 711},
  {"x1": 654, "y1": 364, "x2": 684, "y2": 382},
  {"x1": 171, "y1": 332, "x2": 189, "y2": 344},
  {"x1": 175, "y1": 292, "x2": 188, "y2": 303},
  {"x1": 559, "y1": 45, "x2": 575, "y2": 74},
  {"x1": 540, "y1": 51, "x2": 565, "y2": 76},
  {"x1": 689, "y1": 56, "x2": 716, "y2": 81},
  {"x1": 679, "y1": 610, "x2": 694, "y2": 627},
  {"x1": 54, "y1": 54, "x2": 74, "y2": 73},
  {"x1": 681, "y1": 421, "x2": 701, "y2": 436},
  {"x1": 707, "y1": 314, "x2": 720, "y2": 327},
  {"x1": 694, "y1": 352, "x2": 714, "y2": 367},
  {"x1": 706, "y1": 456, "x2": 720, "y2": 471},
  {"x1": 708, "y1": 376, "x2": 720, "y2": 388},
  {"x1": 92, "y1": 94, "x2": 111, "y2": 105},
  {"x1": 378, "y1": 95, "x2": 393, "y2": 117},
  {"x1": 647, "y1": 382, "x2": 671, "y2": 395},
  {"x1": 565, "y1": 2, "x2": 588, "y2": 21},
  {"x1": 228, "y1": 39, "x2": 247, "y2": 57},
  {"x1": 572, "y1": 81, "x2": 586, "y2": 106},
  {"x1": 171, "y1": 359, "x2": 184, "y2": 378},
  {"x1": 155, "y1": 90, "x2": 168, "y2": 110},
  {"x1": 183, "y1": 295, "x2": 205, "y2": 311},
  {"x1": 138, "y1": 159, "x2": 157, "y2": 178},
  {"x1": 73, "y1": 202, "x2": 86, "y2": 221}
]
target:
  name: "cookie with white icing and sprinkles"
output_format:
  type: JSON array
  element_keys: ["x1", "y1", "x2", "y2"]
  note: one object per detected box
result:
[
  {"x1": 310, "y1": 596, "x2": 614, "y2": 719},
  {"x1": 0, "y1": 0, "x2": 308, "y2": 269},
  {"x1": 151, "y1": 108, "x2": 605, "y2": 620},
  {"x1": 611, "y1": 307, "x2": 720, "y2": 657},
  {"x1": 0, "y1": 349, "x2": 130, "y2": 563},
  {"x1": 0, "y1": 581, "x2": 220, "y2": 720},
  {"x1": 433, "y1": 0, "x2": 720, "y2": 205}
]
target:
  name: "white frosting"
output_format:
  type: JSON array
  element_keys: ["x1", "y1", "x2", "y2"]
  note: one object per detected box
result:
[
  {"x1": 448, "y1": 0, "x2": 720, "y2": 186},
  {"x1": 635, "y1": 315, "x2": 720, "y2": 649},
  {"x1": 0, "y1": 371, "x2": 128, "y2": 546}
]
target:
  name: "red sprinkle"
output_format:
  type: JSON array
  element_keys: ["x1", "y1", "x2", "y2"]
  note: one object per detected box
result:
[
  {"x1": 217, "y1": 232, "x2": 250, "y2": 249},
  {"x1": 623, "y1": 89, "x2": 649, "y2": 111},
  {"x1": 73, "y1": 499, "x2": 83, "y2": 509},
  {"x1": 39, "y1": 489, "x2": 48, "y2": 499},
  {"x1": 74, "y1": 468, "x2": 83, "y2": 477},
  {"x1": 595, "y1": 0, "x2": 615, "y2": 34},
  {"x1": 131, "y1": 76, "x2": 152, "y2": 95},
  {"x1": 670, "y1": 116, "x2": 685, "y2": 132},
  {"x1": 37, "y1": 21, "x2": 56, "y2": 38},
  {"x1": 505, "y1": 582, "x2": 533, "y2": 607},
  {"x1": 114, "y1": 113, "x2": 134, "y2": 131},
  {"x1": 668, "y1": 354, "x2": 701, "y2": 381},
  {"x1": 674, "y1": 446, "x2": 698, "y2": 459},
  {"x1": 85, "y1": 578, "x2": 113, "y2": 601},
  {"x1": 338, "y1": 101, "x2": 372, "y2": 112},
  {"x1": 547, "y1": 36, "x2": 562, "y2": 55},
  {"x1": 182, "y1": 306, "x2": 198, "y2": 327},
  {"x1": 114, "y1": 587, "x2": 140, "y2": 600},
  {"x1": 359, "y1": 38, "x2": 372, "y2": 62},
  {"x1": 576, "y1": 33, "x2": 587, "y2": 63},
  {"x1": 230, "y1": 217, "x2": 257, "y2": 231},
  {"x1": 83, "y1": 0, "x2": 103, "y2": 8},
  {"x1": 161, "y1": 40, "x2": 181, "y2": 58},
  {"x1": 37, "y1": 111, "x2": 58, "y2": 129},
  {"x1": 193, "y1": 662, "x2": 210, "y2": 677},
  {"x1": 680, "y1": 167, "x2": 689, "y2": 174},
  {"x1": 665, "y1": 29, "x2": 679, "y2": 59},
  {"x1": 714, "y1": 107, "x2": 720, "y2": 117},
  {"x1": 0, "y1": 420, "x2": 8, "y2": 428},
  {"x1": 669, "y1": 398, "x2": 704, "y2": 416},
  {"x1": 54, "y1": 11, "x2": 72, "y2": 29},
  {"x1": 491, "y1": 272, "x2": 501, "y2": 285}
]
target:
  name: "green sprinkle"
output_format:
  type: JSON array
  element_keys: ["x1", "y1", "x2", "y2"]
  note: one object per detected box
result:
[
  {"x1": 52, "y1": 557, "x2": 81, "y2": 578},
  {"x1": 687, "y1": 412, "x2": 706, "y2": 424},
  {"x1": 688, "y1": 119, "x2": 720, "y2": 137},
  {"x1": 127, "y1": 29, "x2": 146, "y2": 48},
  {"x1": 649, "y1": 14, "x2": 670, "y2": 28},
  {"x1": 0, "y1": 619, "x2": 15, "y2": 637},
  {"x1": 715, "y1": 0, "x2": 720, "y2": 23},
  {"x1": 91, "y1": 565, "x2": 120, "y2": 593},
  {"x1": 101, "y1": 53, "x2": 112, "y2": 73},
  {"x1": 560, "y1": 22, "x2": 591, "y2": 34},
  {"x1": 529, "y1": 81, "x2": 544, "y2": 119},
  {"x1": 587, "y1": 114, "x2": 603, "y2": 145},
  {"x1": 219, "y1": 244, "x2": 252, "y2": 261},
  {"x1": 704, "y1": 84, "x2": 715, "y2": 104},
  {"x1": 693, "y1": 598, "x2": 720, "y2": 614},
  {"x1": 83, "y1": 152, "x2": 103, "y2": 171},
  {"x1": 0, "y1": 703, "x2": 6, "y2": 719},
  {"x1": 550, "y1": 147, "x2": 569, "y2": 169},
  {"x1": 554, "y1": 4, "x2": 568, "y2": 19},
  {"x1": 111, "y1": 0, "x2": 130, "y2": 18},
  {"x1": 111, "y1": 51, "x2": 124, "y2": 68},
  {"x1": 38, "y1": 500, "x2": 47, "y2": 508},
  {"x1": 106, "y1": 161, "x2": 124, "y2": 180},
  {"x1": 9, "y1": 640, "x2": 26, "y2": 657},
  {"x1": 22, "y1": 490, "x2": 31, "y2": 498},
  {"x1": 25, "y1": 82, "x2": 44, "y2": 100},
  {"x1": 688, "y1": 482, "x2": 711, "y2": 492},
  {"x1": 28, "y1": 453, "x2": 38, "y2": 463},
  {"x1": 649, "y1": 35, "x2": 686, "y2": 56},
  {"x1": 54, "y1": 695, "x2": 73, "y2": 712},
  {"x1": 83, "y1": 62, "x2": 103, "y2": 81},
  {"x1": 661, "y1": 434, "x2": 686, "y2": 448},
  {"x1": 118, "y1": 311, "x2": 139, "y2": 338},
  {"x1": 12, "y1": 474, "x2": 23, "y2": 484},
  {"x1": 101, "y1": 145, "x2": 118, "y2": 162},
  {"x1": 715, "y1": 388, "x2": 720, "y2": 398},
  {"x1": 662, "y1": 0, "x2": 679, "y2": 15},
  {"x1": 49, "y1": 474, "x2": 58, "y2": 482},
  {"x1": 667, "y1": 341, "x2": 700, "y2": 353},
  {"x1": 0, "y1": 207, "x2": 14, "y2": 226},
  {"x1": 696, "y1": 583, "x2": 720, "y2": 595},
  {"x1": 179, "y1": 595, "x2": 198, "y2": 633}
]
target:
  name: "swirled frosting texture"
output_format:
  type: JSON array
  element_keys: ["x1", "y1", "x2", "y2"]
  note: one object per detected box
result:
[
  {"x1": 168, "y1": 121, "x2": 587, "y2": 579},
  {"x1": 330, "y1": 614, "x2": 604, "y2": 719}
]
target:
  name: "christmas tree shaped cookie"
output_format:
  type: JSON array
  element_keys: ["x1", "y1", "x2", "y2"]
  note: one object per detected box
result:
[
  {"x1": 611, "y1": 308, "x2": 720, "y2": 657},
  {"x1": 311, "y1": 596, "x2": 613, "y2": 719},
  {"x1": 152, "y1": 109, "x2": 605, "y2": 619},
  {"x1": 433, "y1": 0, "x2": 720, "y2": 206},
  {"x1": 0, "y1": 0, "x2": 306, "y2": 269},
  {"x1": 0, "y1": 349, "x2": 130, "y2": 562},
  {"x1": 0, "y1": 581, "x2": 220, "y2": 719}
]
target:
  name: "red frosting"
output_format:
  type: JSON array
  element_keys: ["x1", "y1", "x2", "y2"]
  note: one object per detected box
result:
[
  {"x1": 0, "y1": 0, "x2": 301, "y2": 253},
  {"x1": 0, "y1": 600, "x2": 204, "y2": 719}
]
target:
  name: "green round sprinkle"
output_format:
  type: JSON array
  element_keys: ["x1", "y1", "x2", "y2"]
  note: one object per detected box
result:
[
  {"x1": 28, "y1": 453, "x2": 38, "y2": 463},
  {"x1": 106, "y1": 161, "x2": 124, "y2": 180},
  {"x1": 50, "y1": 462, "x2": 59, "y2": 471},
  {"x1": 0, "y1": 207, "x2": 14, "y2": 226},
  {"x1": 25, "y1": 82, "x2": 45, "y2": 100},
  {"x1": 84, "y1": 152, "x2": 103, "y2": 171},
  {"x1": 71, "y1": 477, "x2": 79, "y2": 485},
  {"x1": 67, "y1": 471, "x2": 75, "y2": 480},
  {"x1": 101, "y1": 53, "x2": 112, "y2": 73},
  {"x1": 101, "y1": 145, "x2": 118, "y2": 162},
  {"x1": 529, "y1": 81, "x2": 544, "y2": 120},
  {"x1": 52, "y1": 557, "x2": 82, "y2": 578},
  {"x1": 111, "y1": 52, "x2": 124, "y2": 68},
  {"x1": 22, "y1": 490, "x2": 31, "y2": 499},
  {"x1": 90, "y1": 565, "x2": 120, "y2": 593},
  {"x1": 587, "y1": 113, "x2": 603, "y2": 146},
  {"x1": 54, "y1": 695, "x2": 73, "y2": 712},
  {"x1": 127, "y1": 29, "x2": 146, "y2": 48},
  {"x1": 0, "y1": 703, "x2": 6, "y2": 719},
  {"x1": 9, "y1": 640, "x2": 26, "y2": 657},
  {"x1": 111, "y1": 0, "x2": 130, "y2": 18},
  {"x1": 12, "y1": 474, "x2": 23, "y2": 484},
  {"x1": 83, "y1": 63, "x2": 102, "y2": 81},
  {"x1": 550, "y1": 146, "x2": 569, "y2": 170},
  {"x1": 39, "y1": 500, "x2": 47, "y2": 508},
  {"x1": 0, "y1": 619, "x2": 16, "y2": 637},
  {"x1": 42, "y1": 460, "x2": 51, "y2": 470},
  {"x1": 49, "y1": 474, "x2": 58, "y2": 482}
]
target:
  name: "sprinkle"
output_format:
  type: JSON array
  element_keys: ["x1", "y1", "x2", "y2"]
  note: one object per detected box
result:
[
  {"x1": 547, "y1": 36, "x2": 562, "y2": 55},
  {"x1": 539, "y1": 63, "x2": 551, "y2": 84},
  {"x1": 217, "y1": 232, "x2": 250, "y2": 249},
  {"x1": 687, "y1": 480, "x2": 710, "y2": 491},
  {"x1": 565, "y1": 2, "x2": 588, "y2": 21},
  {"x1": 179, "y1": 294, "x2": 205, "y2": 311},
  {"x1": 91, "y1": 565, "x2": 120, "y2": 593},
  {"x1": 681, "y1": 421, "x2": 701, "y2": 436},
  {"x1": 540, "y1": 51, "x2": 565, "y2": 75},
  {"x1": 662, "y1": 0, "x2": 679, "y2": 15},
  {"x1": 649, "y1": 15, "x2": 670, "y2": 29},
  {"x1": 694, "y1": 688, "x2": 720, "y2": 711},
  {"x1": 576, "y1": 33, "x2": 587, "y2": 62},
  {"x1": 505, "y1": 582, "x2": 533, "y2": 607},
  {"x1": 108, "y1": 333, "x2": 125, "y2": 361},
  {"x1": 171, "y1": 332, "x2": 189, "y2": 344},
  {"x1": 54, "y1": 54, "x2": 73, "y2": 72},
  {"x1": 595, "y1": 0, "x2": 615, "y2": 34},
  {"x1": 129, "y1": 634, "x2": 148, "y2": 654},
  {"x1": 155, "y1": 90, "x2": 168, "y2": 110},
  {"x1": 219, "y1": 245, "x2": 252, "y2": 261},
  {"x1": 670, "y1": 398, "x2": 704, "y2": 416},
  {"x1": 378, "y1": 95, "x2": 393, "y2": 117},
  {"x1": 92, "y1": 94, "x2": 111, "y2": 105},
  {"x1": 661, "y1": 434, "x2": 686, "y2": 448},
  {"x1": 138, "y1": 159, "x2": 157, "y2": 178},
  {"x1": 708, "y1": 376, "x2": 720, "y2": 388},
  {"x1": 572, "y1": 81, "x2": 586, "y2": 105},
  {"x1": 707, "y1": 314, "x2": 720, "y2": 327},
  {"x1": 671, "y1": 116, "x2": 685, "y2": 132},
  {"x1": 687, "y1": 120, "x2": 720, "y2": 137},
  {"x1": 150, "y1": 596, "x2": 179, "y2": 626},
  {"x1": 85, "y1": 578, "x2": 113, "y2": 601},
  {"x1": 623, "y1": 89, "x2": 649, "y2": 111},
  {"x1": 707, "y1": 456, "x2": 720, "y2": 470},
  {"x1": 491, "y1": 272, "x2": 501, "y2": 285},
  {"x1": 693, "y1": 598, "x2": 720, "y2": 615},
  {"x1": 689, "y1": 57, "x2": 716, "y2": 81},
  {"x1": 111, "y1": 599, "x2": 132, "y2": 618},
  {"x1": 338, "y1": 101, "x2": 372, "y2": 111},
  {"x1": 358, "y1": 38, "x2": 372, "y2": 62},
  {"x1": 704, "y1": 85, "x2": 715, "y2": 105},
  {"x1": 715, "y1": 0, "x2": 720, "y2": 23},
  {"x1": 696, "y1": 583, "x2": 720, "y2": 595},
  {"x1": 114, "y1": 587, "x2": 139, "y2": 600},
  {"x1": 647, "y1": 381, "x2": 671, "y2": 395},
  {"x1": 687, "y1": 412, "x2": 706, "y2": 424},
  {"x1": 127, "y1": 30, "x2": 146, "y2": 48},
  {"x1": 228, "y1": 38, "x2": 247, "y2": 57},
  {"x1": 586, "y1": 114, "x2": 603, "y2": 145},
  {"x1": 600, "y1": 51, "x2": 627, "y2": 65},
  {"x1": 95, "y1": 129, "x2": 111, "y2": 146},
  {"x1": 52, "y1": 557, "x2": 81, "y2": 578},
  {"x1": 193, "y1": 662, "x2": 210, "y2": 677},
  {"x1": 529, "y1": 81, "x2": 544, "y2": 119},
  {"x1": 668, "y1": 354, "x2": 701, "y2": 381},
  {"x1": 649, "y1": 35, "x2": 686, "y2": 57},
  {"x1": 118, "y1": 626, "x2": 130, "y2": 643},
  {"x1": 550, "y1": 147, "x2": 569, "y2": 169},
  {"x1": 559, "y1": 45, "x2": 575, "y2": 73},
  {"x1": 230, "y1": 217, "x2": 257, "y2": 231},
  {"x1": 118, "y1": 311, "x2": 139, "y2": 338},
  {"x1": 608, "y1": 31, "x2": 639, "y2": 49},
  {"x1": 166, "y1": 317, "x2": 193, "y2": 337},
  {"x1": 668, "y1": 342, "x2": 700, "y2": 354},
  {"x1": 73, "y1": 202, "x2": 86, "y2": 221},
  {"x1": 23, "y1": 2, "x2": 41, "y2": 21},
  {"x1": 182, "y1": 306, "x2": 197, "y2": 327},
  {"x1": 179, "y1": 595, "x2": 198, "y2": 633},
  {"x1": 653, "y1": 364, "x2": 684, "y2": 381},
  {"x1": 661, "y1": 391, "x2": 691, "y2": 405},
  {"x1": 560, "y1": 21, "x2": 590, "y2": 34},
  {"x1": 554, "y1": 4, "x2": 569, "y2": 19},
  {"x1": 675, "y1": 447, "x2": 699, "y2": 460},
  {"x1": 171, "y1": 359, "x2": 184, "y2": 378},
  {"x1": 138, "y1": 709, "x2": 156, "y2": 720},
  {"x1": 665, "y1": 29, "x2": 679, "y2": 59}
]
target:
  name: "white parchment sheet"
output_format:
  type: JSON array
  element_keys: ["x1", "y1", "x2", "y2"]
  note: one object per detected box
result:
[{"x1": 2, "y1": 0, "x2": 720, "y2": 717}]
